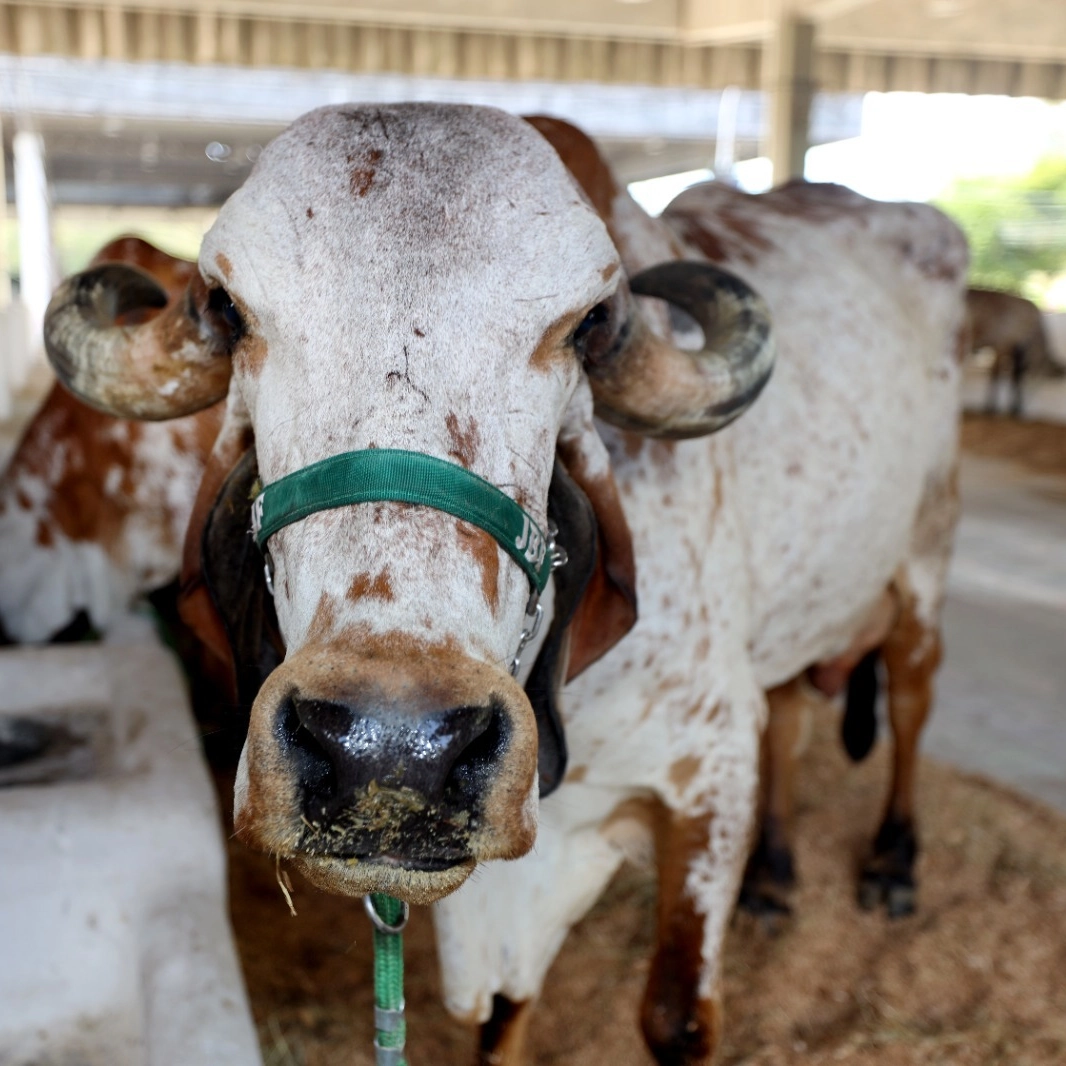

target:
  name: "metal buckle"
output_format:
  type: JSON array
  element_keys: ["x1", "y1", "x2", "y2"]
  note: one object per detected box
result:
[{"x1": 363, "y1": 894, "x2": 410, "y2": 933}]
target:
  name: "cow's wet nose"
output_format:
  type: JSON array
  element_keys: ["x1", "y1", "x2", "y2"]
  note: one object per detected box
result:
[{"x1": 279, "y1": 694, "x2": 505, "y2": 814}]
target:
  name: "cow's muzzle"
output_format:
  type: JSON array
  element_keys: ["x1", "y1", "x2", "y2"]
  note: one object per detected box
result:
[{"x1": 233, "y1": 639, "x2": 538, "y2": 904}]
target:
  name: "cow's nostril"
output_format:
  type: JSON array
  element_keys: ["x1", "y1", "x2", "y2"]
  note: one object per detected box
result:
[
  {"x1": 277, "y1": 694, "x2": 337, "y2": 807},
  {"x1": 442, "y1": 704, "x2": 507, "y2": 802}
]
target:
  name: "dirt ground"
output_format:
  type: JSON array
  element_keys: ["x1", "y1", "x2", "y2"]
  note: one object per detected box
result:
[
  {"x1": 222, "y1": 415, "x2": 1066, "y2": 1066},
  {"x1": 961, "y1": 414, "x2": 1066, "y2": 478}
]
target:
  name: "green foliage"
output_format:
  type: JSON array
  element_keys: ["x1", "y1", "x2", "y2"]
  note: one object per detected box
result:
[{"x1": 935, "y1": 155, "x2": 1066, "y2": 301}]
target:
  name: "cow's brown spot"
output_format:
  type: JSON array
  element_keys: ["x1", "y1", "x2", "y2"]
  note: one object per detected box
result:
[
  {"x1": 347, "y1": 569, "x2": 395, "y2": 603},
  {"x1": 350, "y1": 148, "x2": 383, "y2": 198},
  {"x1": 215, "y1": 252, "x2": 233, "y2": 280},
  {"x1": 15, "y1": 488, "x2": 31, "y2": 510},
  {"x1": 35, "y1": 520, "x2": 54, "y2": 547},
  {"x1": 566, "y1": 764, "x2": 588, "y2": 783},
  {"x1": 445, "y1": 413, "x2": 480, "y2": 469},
  {"x1": 306, "y1": 593, "x2": 338, "y2": 644},
  {"x1": 669, "y1": 755, "x2": 702, "y2": 794},
  {"x1": 306, "y1": 207, "x2": 314, "y2": 219},
  {"x1": 236, "y1": 334, "x2": 268, "y2": 378},
  {"x1": 528, "y1": 311, "x2": 580, "y2": 375},
  {"x1": 456, "y1": 521, "x2": 499, "y2": 614},
  {"x1": 601, "y1": 262, "x2": 618, "y2": 282}
]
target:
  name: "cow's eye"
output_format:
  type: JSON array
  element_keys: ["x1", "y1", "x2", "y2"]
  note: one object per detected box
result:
[
  {"x1": 571, "y1": 302, "x2": 610, "y2": 358},
  {"x1": 205, "y1": 286, "x2": 245, "y2": 344}
]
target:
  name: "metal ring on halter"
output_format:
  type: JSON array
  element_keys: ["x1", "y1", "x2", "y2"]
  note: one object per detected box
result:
[
  {"x1": 363, "y1": 894, "x2": 410, "y2": 933},
  {"x1": 510, "y1": 600, "x2": 543, "y2": 677},
  {"x1": 262, "y1": 552, "x2": 275, "y2": 597}
]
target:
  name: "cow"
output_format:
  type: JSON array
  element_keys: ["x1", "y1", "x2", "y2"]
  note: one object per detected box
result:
[
  {"x1": 0, "y1": 237, "x2": 222, "y2": 644},
  {"x1": 966, "y1": 287, "x2": 1062, "y2": 417},
  {"x1": 40, "y1": 105, "x2": 967, "y2": 1065}
]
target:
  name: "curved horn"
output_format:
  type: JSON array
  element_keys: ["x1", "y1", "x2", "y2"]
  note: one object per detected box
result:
[
  {"x1": 589, "y1": 261, "x2": 775, "y2": 439},
  {"x1": 44, "y1": 264, "x2": 232, "y2": 421}
]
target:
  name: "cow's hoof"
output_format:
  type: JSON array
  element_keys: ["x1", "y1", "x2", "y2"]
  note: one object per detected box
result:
[
  {"x1": 859, "y1": 816, "x2": 918, "y2": 917},
  {"x1": 857, "y1": 870, "x2": 916, "y2": 917},
  {"x1": 738, "y1": 835, "x2": 795, "y2": 926}
]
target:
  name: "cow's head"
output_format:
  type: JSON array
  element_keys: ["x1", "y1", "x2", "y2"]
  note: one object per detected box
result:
[{"x1": 43, "y1": 104, "x2": 772, "y2": 902}]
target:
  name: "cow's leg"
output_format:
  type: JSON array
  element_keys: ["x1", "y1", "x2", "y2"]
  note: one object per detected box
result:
[
  {"x1": 985, "y1": 348, "x2": 1004, "y2": 413},
  {"x1": 642, "y1": 753, "x2": 759, "y2": 1066},
  {"x1": 738, "y1": 678, "x2": 810, "y2": 918},
  {"x1": 477, "y1": 995, "x2": 534, "y2": 1066},
  {"x1": 1010, "y1": 341, "x2": 1027, "y2": 418},
  {"x1": 859, "y1": 468, "x2": 957, "y2": 918},
  {"x1": 642, "y1": 807, "x2": 722, "y2": 1065}
]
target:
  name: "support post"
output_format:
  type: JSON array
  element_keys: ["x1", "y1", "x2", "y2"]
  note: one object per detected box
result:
[
  {"x1": 13, "y1": 128, "x2": 57, "y2": 380},
  {"x1": 761, "y1": 10, "x2": 816, "y2": 185},
  {"x1": 0, "y1": 123, "x2": 11, "y2": 417}
]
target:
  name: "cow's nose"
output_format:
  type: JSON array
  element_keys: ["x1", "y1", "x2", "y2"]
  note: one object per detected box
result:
[{"x1": 279, "y1": 694, "x2": 504, "y2": 815}]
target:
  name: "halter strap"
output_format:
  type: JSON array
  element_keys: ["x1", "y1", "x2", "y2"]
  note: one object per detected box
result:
[{"x1": 251, "y1": 448, "x2": 554, "y2": 594}]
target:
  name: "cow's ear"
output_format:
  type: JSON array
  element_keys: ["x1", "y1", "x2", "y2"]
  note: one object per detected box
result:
[
  {"x1": 198, "y1": 449, "x2": 284, "y2": 709},
  {"x1": 523, "y1": 460, "x2": 597, "y2": 795},
  {"x1": 555, "y1": 385, "x2": 638, "y2": 682}
]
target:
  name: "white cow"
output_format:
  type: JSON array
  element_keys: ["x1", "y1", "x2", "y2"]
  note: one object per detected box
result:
[{"x1": 41, "y1": 106, "x2": 967, "y2": 1064}]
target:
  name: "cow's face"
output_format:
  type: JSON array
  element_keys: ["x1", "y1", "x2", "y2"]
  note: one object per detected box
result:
[
  {"x1": 199, "y1": 105, "x2": 617, "y2": 900},
  {"x1": 43, "y1": 104, "x2": 774, "y2": 903}
]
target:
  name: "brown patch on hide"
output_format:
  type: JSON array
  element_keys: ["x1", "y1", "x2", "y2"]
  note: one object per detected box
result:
[
  {"x1": 13, "y1": 386, "x2": 142, "y2": 545},
  {"x1": 350, "y1": 147, "x2": 383, "y2": 198},
  {"x1": 566, "y1": 764, "x2": 588, "y2": 783},
  {"x1": 601, "y1": 262, "x2": 619, "y2": 281},
  {"x1": 347, "y1": 569, "x2": 395, "y2": 603},
  {"x1": 306, "y1": 593, "x2": 339, "y2": 645},
  {"x1": 215, "y1": 252, "x2": 234, "y2": 280},
  {"x1": 235, "y1": 333, "x2": 268, "y2": 378},
  {"x1": 529, "y1": 312, "x2": 580, "y2": 375},
  {"x1": 15, "y1": 488, "x2": 31, "y2": 510},
  {"x1": 34, "y1": 520, "x2": 54, "y2": 547},
  {"x1": 306, "y1": 207, "x2": 314, "y2": 219},
  {"x1": 642, "y1": 805, "x2": 722, "y2": 1064},
  {"x1": 456, "y1": 522, "x2": 500, "y2": 614},
  {"x1": 669, "y1": 754, "x2": 702, "y2": 795},
  {"x1": 445, "y1": 412, "x2": 480, "y2": 468}
]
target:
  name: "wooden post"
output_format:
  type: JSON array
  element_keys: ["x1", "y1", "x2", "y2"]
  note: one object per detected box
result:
[{"x1": 761, "y1": 10, "x2": 816, "y2": 184}]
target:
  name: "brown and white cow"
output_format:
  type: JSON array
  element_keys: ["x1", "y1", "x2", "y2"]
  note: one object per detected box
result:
[
  {"x1": 0, "y1": 237, "x2": 221, "y2": 644},
  {"x1": 966, "y1": 286, "x2": 1061, "y2": 416},
  {"x1": 41, "y1": 106, "x2": 967, "y2": 1064}
]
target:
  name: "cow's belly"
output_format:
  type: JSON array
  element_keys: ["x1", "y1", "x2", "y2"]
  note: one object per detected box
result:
[{"x1": 732, "y1": 324, "x2": 950, "y2": 686}]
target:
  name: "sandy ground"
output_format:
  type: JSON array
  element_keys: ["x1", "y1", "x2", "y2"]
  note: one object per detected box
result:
[{"x1": 228, "y1": 706, "x2": 1066, "y2": 1066}]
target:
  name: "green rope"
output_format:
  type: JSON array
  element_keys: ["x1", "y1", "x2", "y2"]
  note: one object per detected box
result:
[{"x1": 367, "y1": 893, "x2": 408, "y2": 1066}]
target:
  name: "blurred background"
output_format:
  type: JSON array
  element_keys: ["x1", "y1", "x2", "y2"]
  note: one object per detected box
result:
[{"x1": 1, "y1": 0, "x2": 1066, "y2": 410}]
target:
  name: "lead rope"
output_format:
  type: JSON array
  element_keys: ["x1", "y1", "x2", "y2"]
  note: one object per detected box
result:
[{"x1": 364, "y1": 893, "x2": 410, "y2": 1066}]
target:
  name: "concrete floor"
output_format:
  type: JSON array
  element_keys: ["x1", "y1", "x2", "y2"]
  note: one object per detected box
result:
[{"x1": 928, "y1": 454, "x2": 1066, "y2": 812}]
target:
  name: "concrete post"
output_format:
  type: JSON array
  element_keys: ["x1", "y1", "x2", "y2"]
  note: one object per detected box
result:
[
  {"x1": 0, "y1": 124, "x2": 11, "y2": 417},
  {"x1": 761, "y1": 11, "x2": 816, "y2": 185},
  {"x1": 13, "y1": 128, "x2": 57, "y2": 379}
]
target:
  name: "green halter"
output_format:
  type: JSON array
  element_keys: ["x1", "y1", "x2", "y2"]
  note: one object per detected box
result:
[{"x1": 251, "y1": 448, "x2": 554, "y2": 595}]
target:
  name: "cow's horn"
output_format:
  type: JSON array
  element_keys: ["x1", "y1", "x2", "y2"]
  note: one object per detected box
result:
[
  {"x1": 590, "y1": 261, "x2": 775, "y2": 439},
  {"x1": 43, "y1": 264, "x2": 232, "y2": 421}
]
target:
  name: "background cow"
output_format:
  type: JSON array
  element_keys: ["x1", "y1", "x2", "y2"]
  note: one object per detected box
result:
[
  {"x1": 41, "y1": 106, "x2": 967, "y2": 1065},
  {"x1": 0, "y1": 237, "x2": 221, "y2": 644},
  {"x1": 966, "y1": 287, "x2": 1063, "y2": 417}
]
